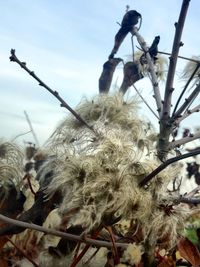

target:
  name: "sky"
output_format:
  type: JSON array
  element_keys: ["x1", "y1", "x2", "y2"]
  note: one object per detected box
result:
[{"x1": 0, "y1": 0, "x2": 200, "y2": 146}]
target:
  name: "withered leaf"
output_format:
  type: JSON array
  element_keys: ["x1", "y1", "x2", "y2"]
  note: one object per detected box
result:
[{"x1": 177, "y1": 237, "x2": 200, "y2": 267}]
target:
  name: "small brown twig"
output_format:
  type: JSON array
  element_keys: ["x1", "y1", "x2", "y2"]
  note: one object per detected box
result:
[
  {"x1": 6, "y1": 237, "x2": 39, "y2": 267},
  {"x1": 0, "y1": 214, "x2": 128, "y2": 249},
  {"x1": 69, "y1": 228, "x2": 102, "y2": 267},
  {"x1": 105, "y1": 226, "x2": 120, "y2": 264},
  {"x1": 9, "y1": 49, "x2": 95, "y2": 134},
  {"x1": 23, "y1": 173, "x2": 36, "y2": 196},
  {"x1": 139, "y1": 148, "x2": 200, "y2": 187}
]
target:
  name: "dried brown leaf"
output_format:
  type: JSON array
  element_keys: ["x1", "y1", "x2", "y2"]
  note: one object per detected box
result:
[{"x1": 178, "y1": 237, "x2": 200, "y2": 267}]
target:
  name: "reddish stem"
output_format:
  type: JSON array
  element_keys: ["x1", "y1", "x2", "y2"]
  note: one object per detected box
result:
[{"x1": 6, "y1": 237, "x2": 39, "y2": 267}]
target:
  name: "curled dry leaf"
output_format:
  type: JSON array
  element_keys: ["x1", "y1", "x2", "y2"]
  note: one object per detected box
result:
[{"x1": 177, "y1": 237, "x2": 200, "y2": 267}]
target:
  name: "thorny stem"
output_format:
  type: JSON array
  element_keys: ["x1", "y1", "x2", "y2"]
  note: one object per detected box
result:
[
  {"x1": 169, "y1": 131, "x2": 200, "y2": 149},
  {"x1": 139, "y1": 148, "x2": 200, "y2": 187},
  {"x1": 132, "y1": 28, "x2": 163, "y2": 117},
  {"x1": 9, "y1": 49, "x2": 95, "y2": 134},
  {"x1": 172, "y1": 83, "x2": 200, "y2": 120},
  {"x1": 158, "y1": 0, "x2": 191, "y2": 161},
  {"x1": 0, "y1": 214, "x2": 128, "y2": 249},
  {"x1": 6, "y1": 237, "x2": 39, "y2": 267}
]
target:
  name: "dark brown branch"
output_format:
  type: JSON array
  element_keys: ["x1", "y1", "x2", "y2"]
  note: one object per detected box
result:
[
  {"x1": 0, "y1": 214, "x2": 128, "y2": 249},
  {"x1": 139, "y1": 148, "x2": 200, "y2": 187},
  {"x1": 158, "y1": 0, "x2": 191, "y2": 161},
  {"x1": 9, "y1": 49, "x2": 95, "y2": 134}
]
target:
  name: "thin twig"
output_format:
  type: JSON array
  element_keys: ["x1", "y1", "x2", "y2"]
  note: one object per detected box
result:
[
  {"x1": 185, "y1": 185, "x2": 200, "y2": 198},
  {"x1": 0, "y1": 214, "x2": 128, "y2": 249},
  {"x1": 69, "y1": 227, "x2": 102, "y2": 267},
  {"x1": 175, "y1": 104, "x2": 200, "y2": 125},
  {"x1": 172, "y1": 64, "x2": 200, "y2": 115},
  {"x1": 24, "y1": 111, "x2": 40, "y2": 147},
  {"x1": 9, "y1": 49, "x2": 95, "y2": 134},
  {"x1": 132, "y1": 27, "x2": 163, "y2": 116},
  {"x1": 23, "y1": 173, "x2": 36, "y2": 196},
  {"x1": 6, "y1": 237, "x2": 39, "y2": 267},
  {"x1": 158, "y1": 51, "x2": 200, "y2": 64},
  {"x1": 132, "y1": 84, "x2": 159, "y2": 119},
  {"x1": 169, "y1": 131, "x2": 200, "y2": 149},
  {"x1": 139, "y1": 148, "x2": 200, "y2": 187},
  {"x1": 172, "y1": 83, "x2": 200, "y2": 119},
  {"x1": 12, "y1": 130, "x2": 32, "y2": 142}
]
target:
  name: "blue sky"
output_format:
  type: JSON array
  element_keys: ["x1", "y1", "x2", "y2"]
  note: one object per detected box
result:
[{"x1": 0, "y1": 0, "x2": 200, "y2": 146}]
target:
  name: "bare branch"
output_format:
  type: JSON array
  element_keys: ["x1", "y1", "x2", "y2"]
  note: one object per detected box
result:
[
  {"x1": 0, "y1": 214, "x2": 128, "y2": 249},
  {"x1": 162, "y1": 0, "x2": 191, "y2": 119},
  {"x1": 132, "y1": 84, "x2": 159, "y2": 119},
  {"x1": 185, "y1": 185, "x2": 200, "y2": 198},
  {"x1": 158, "y1": 51, "x2": 200, "y2": 64},
  {"x1": 157, "y1": 0, "x2": 191, "y2": 161},
  {"x1": 11, "y1": 130, "x2": 32, "y2": 142},
  {"x1": 9, "y1": 49, "x2": 95, "y2": 134},
  {"x1": 132, "y1": 27, "x2": 163, "y2": 116},
  {"x1": 175, "y1": 104, "x2": 200, "y2": 125},
  {"x1": 172, "y1": 64, "x2": 200, "y2": 115},
  {"x1": 176, "y1": 197, "x2": 200, "y2": 205},
  {"x1": 139, "y1": 148, "x2": 200, "y2": 187},
  {"x1": 24, "y1": 110, "x2": 40, "y2": 147},
  {"x1": 169, "y1": 131, "x2": 200, "y2": 149},
  {"x1": 172, "y1": 83, "x2": 200, "y2": 120}
]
